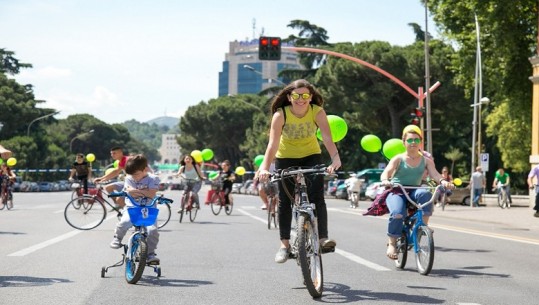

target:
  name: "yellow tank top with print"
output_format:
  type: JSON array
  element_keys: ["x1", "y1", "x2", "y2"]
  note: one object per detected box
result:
[{"x1": 276, "y1": 104, "x2": 322, "y2": 158}]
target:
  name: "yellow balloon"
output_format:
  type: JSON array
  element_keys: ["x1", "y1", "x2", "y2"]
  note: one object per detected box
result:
[
  {"x1": 86, "y1": 153, "x2": 96, "y2": 162},
  {"x1": 235, "y1": 166, "x2": 246, "y2": 176},
  {"x1": 6, "y1": 157, "x2": 17, "y2": 167},
  {"x1": 453, "y1": 178, "x2": 462, "y2": 186},
  {"x1": 191, "y1": 150, "x2": 203, "y2": 163}
]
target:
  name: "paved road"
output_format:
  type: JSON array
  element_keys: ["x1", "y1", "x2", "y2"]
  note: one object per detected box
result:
[{"x1": 1, "y1": 188, "x2": 538, "y2": 304}]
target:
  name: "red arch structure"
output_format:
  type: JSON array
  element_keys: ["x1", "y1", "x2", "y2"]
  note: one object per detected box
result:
[{"x1": 287, "y1": 46, "x2": 441, "y2": 108}]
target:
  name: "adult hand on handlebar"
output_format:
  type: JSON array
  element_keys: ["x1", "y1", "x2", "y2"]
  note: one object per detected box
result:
[
  {"x1": 257, "y1": 169, "x2": 271, "y2": 182},
  {"x1": 441, "y1": 180, "x2": 454, "y2": 190}
]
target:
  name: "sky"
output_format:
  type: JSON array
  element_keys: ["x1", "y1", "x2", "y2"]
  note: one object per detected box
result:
[{"x1": 0, "y1": 0, "x2": 436, "y2": 125}]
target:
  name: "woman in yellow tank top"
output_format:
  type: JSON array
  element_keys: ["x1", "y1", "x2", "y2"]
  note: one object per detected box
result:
[{"x1": 257, "y1": 79, "x2": 341, "y2": 264}]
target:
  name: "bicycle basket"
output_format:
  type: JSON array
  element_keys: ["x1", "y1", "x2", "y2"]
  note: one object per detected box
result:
[
  {"x1": 211, "y1": 181, "x2": 223, "y2": 191},
  {"x1": 127, "y1": 207, "x2": 159, "y2": 226}
]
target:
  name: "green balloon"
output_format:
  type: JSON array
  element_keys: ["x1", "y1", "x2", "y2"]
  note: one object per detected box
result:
[
  {"x1": 382, "y1": 138, "x2": 406, "y2": 160},
  {"x1": 361, "y1": 134, "x2": 382, "y2": 153},
  {"x1": 254, "y1": 155, "x2": 264, "y2": 167},
  {"x1": 316, "y1": 115, "x2": 348, "y2": 142},
  {"x1": 208, "y1": 171, "x2": 218, "y2": 179},
  {"x1": 201, "y1": 148, "x2": 214, "y2": 161}
]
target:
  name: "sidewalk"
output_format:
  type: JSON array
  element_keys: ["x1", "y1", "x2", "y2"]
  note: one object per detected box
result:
[{"x1": 432, "y1": 196, "x2": 539, "y2": 232}]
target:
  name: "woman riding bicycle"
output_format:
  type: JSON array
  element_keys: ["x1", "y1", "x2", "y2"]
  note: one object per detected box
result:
[
  {"x1": 175, "y1": 154, "x2": 206, "y2": 213},
  {"x1": 213, "y1": 160, "x2": 235, "y2": 210},
  {"x1": 0, "y1": 163, "x2": 16, "y2": 199},
  {"x1": 380, "y1": 125, "x2": 453, "y2": 260},
  {"x1": 256, "y1": 79, "x2": 341, "y2": 264}
]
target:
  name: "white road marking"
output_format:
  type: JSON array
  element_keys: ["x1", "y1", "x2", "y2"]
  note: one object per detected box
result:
[
  {"x1": 8, "y1": 230, "x2": 84, "y2": 257},
  {"x1": 8, "y1": 215, "x2": 117, "y2": 257},
  {"x1": 238, "y1": 208, "x2": 390, "y2": 271}
]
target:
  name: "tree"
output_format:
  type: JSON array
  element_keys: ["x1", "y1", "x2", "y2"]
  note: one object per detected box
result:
[
  {"x1": 443, "y1": 147, "x2": 465, "y2": 177},
  {"x1": 428, "y1": 0, "x2": 537, "y2": 173}
]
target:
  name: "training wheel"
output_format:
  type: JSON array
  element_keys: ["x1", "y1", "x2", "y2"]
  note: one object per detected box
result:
[{"x1": 101, "y1": 267, "x2": 106, "y2": 278}]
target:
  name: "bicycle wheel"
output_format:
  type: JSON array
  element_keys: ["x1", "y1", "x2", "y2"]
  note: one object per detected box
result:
[
  {"x1": 0, "y1": 190, "x2": 6, "y2": 210},
  {"x1": 502, "y1": 190, "x2": 508, "y2": 209},
  {"x1": 157, "y1": 202, "x2": 171, "y2": 228},
  {"x1": 64, "y1": 196, "x2": 106, "y2": 230},
  {"x1": 210, "y1": 193, "x2": 222, "y2": 215},
  {"x1": 125, "y1": 234, "x2": 147, "y2": 284},
  {"x1": 395, "y1": 231, "x2": 408, "y2": 269},
  {"x1": 225, "y1": 195, "x2": 233, "y2": 215},
  {"x1": 297, "y1": 214, "x2": 323, "y2": 298},
  {"x1": 415, "y1": 225, "x2": 434, "y2": 275},
  {"x1": 6, "y1": 193, "x2": 13, "y2": 210},
  {"x1": 497, "y1": 190, "x2": 503, "y2": 208},
  {"x1": 188, "y1": 194, "x2": 198, "y2": 222},
  {"x1": 179, "y1": 193, "x2": 187, "y2": 223}
]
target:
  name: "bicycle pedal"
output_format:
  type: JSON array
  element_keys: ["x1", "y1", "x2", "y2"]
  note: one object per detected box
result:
[{"x1": 288, "y1": 252, "x2": 297, "y2": 259}]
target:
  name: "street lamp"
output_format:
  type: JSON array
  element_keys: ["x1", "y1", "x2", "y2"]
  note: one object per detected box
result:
[
  {"x1": 27, "y1": 111, "x2": 61, "y2": 137},
  {"x1": 70, "y1": 129, "x2": 94, "y2": 152},
  {"x1": 243, "y1": 64, "x2": 286, "y2": 86}
]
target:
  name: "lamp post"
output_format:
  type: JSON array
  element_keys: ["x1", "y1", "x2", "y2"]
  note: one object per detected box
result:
[
  {"x1": 70, "y1": 129, "x2": 94, "y2": 152},
  {"x1": 243, "y1": 64, "x2": 287, "y2": 86},
  {"x1": 27, "y1": 111, "x2": 61, "y2": 137}
]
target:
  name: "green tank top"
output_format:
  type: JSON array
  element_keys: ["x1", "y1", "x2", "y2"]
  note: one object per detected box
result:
[{"x1": 391, "y1": 155, "x2": 425, "y2": 186}]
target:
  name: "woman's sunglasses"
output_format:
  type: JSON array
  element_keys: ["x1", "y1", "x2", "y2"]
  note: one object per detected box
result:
[
  {"x1": 406, "y1": 138, "x2": 421, "y2": 144},
  {"x1": 290, "y1": 93, "x2": 312, "y2": 101}
]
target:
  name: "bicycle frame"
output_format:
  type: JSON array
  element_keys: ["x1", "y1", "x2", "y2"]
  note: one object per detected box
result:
[
  {"x1": 101, "y1": 191, "x2": 172, "y2": 283},
  {"x1": 393, "y1": 183, "x2": 444, "y2": 275}
]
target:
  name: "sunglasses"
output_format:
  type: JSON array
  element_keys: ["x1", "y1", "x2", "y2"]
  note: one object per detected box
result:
[
  {"x1": 406, "y1": 138, "x2": 422, "y2": 144},
  {"x1": 290, "y1": 92, "x2": 312, "y2": 101}
]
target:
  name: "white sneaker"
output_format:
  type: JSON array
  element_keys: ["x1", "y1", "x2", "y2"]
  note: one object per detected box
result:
[
  {"x1": 147, "y1": 253, "x2": 160, "y2": 264},
  {"x1": 109, "y1": 237, "x2": 122, "y2": 249},
  {"x1": 274, "y1": 247, "x2": 290, "y2": 263}
]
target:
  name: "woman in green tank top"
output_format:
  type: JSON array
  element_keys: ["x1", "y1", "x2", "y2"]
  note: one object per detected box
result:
[{"x1": 379, "y1": 126, "x2": 454, "y2": 260}]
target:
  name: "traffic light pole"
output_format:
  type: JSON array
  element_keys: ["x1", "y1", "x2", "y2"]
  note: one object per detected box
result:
[{"x1": 286, "y1": 46, "x2": 440, "y2": 149}]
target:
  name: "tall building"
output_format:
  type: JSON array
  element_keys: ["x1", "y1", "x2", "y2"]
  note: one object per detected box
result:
[
  {"x1": 218, "y1": 39, "x2": 303, "y2": 96},
  {"x1": 158, "y1": 134, "x2": 180, "y2": 165}
]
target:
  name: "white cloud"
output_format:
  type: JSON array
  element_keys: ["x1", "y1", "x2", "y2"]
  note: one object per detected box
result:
[{"x1": 17, "y1": 66, "x2": 71, "y2": 81}]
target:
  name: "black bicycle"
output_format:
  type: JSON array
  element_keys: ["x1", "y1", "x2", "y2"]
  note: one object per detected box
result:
[{"x1": 271, "y1": 165, "x2": 329, "y2": 298}]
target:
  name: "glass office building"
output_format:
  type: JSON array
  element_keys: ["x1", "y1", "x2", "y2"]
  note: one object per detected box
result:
[{"x1": 218, "y1": 39, "x2": 303, "y2": 96}]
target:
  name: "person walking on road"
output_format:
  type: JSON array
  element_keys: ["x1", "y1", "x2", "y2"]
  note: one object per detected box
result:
[
  {"x1": 471, "y1": 166, "x2": 485, "y2": 207},
  {"x1": 527, "y1": 164, "x2": 539, "y2": 217}
]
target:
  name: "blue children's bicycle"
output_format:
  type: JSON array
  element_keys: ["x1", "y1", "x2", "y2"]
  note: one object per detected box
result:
[
  {"x1": 101, "y1": 192, "x2": 173, "y2": 284},
  {"x1": 392, "y1": 183, "x2": 444, "y2": 276}
]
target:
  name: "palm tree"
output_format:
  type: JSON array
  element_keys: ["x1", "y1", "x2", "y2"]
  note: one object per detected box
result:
[{"x1": 443, "y1": 147, "x2": 465, "y2": 177}]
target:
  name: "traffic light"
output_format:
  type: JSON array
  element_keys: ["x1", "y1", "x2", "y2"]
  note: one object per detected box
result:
[
  {"x1": 258, "y1": 36, "x2": 281, "y2": 60},
  {"x1": 410, "y1": 107, "x2": 424, "y2": 125}
]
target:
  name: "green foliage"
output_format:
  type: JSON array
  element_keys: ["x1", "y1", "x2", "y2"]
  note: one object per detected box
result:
[{"x1": 428, "y1": 0, "x2": 536, "y2": 177}]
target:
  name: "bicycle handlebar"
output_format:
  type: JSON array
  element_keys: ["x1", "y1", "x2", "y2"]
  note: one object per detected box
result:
[
  {"x1": 108, "y1": 192, "x2": 173, "y2": 206},
  {"x1": 270, "y1": 165, "x2": 328, "y2": 182},
  {"x1": 390, "y1": 183, "x2": 445, "y2": 209}
]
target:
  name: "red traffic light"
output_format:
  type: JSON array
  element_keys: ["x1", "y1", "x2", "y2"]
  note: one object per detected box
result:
[
  {"x1": 260, "y1": 37, "x2": 269, "y2": 46},
  {"x1": 414, "y1": 107, "x2": 424, "y2": 118},
  {"x1": 411, "y1": 118, "x2": 420, "y2": 125},
  {"x1": 270, "y1": 38, "x2": 280, "y2": 46}
]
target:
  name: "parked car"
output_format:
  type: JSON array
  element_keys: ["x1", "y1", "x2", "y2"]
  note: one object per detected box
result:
[
  {"x1": 232, "y1": 182, "x2": 243, "y2": 194},
  {"x1": 446, "y1": 181, "x2": 471, "y2": 205},
  {"x1": 38, "y1": 181, "x2": 53, "y2": 192},
  {"x1": 12, "y1": 177, "x2": 22, "y2": 192},
  {"x1": 327, "y1": 179, "x2": 345, "y2": 196},
  {"x1": 335, "y1": 182, "x2": 348, "y2": 199},
  {"x1": 355, "y1": 168, "x2": 384, "y2": 199}
]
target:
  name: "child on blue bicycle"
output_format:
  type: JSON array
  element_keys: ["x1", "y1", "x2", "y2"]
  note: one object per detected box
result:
[{"x1": 109, "y1": 154, "x2": 161, "y2": 264}]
